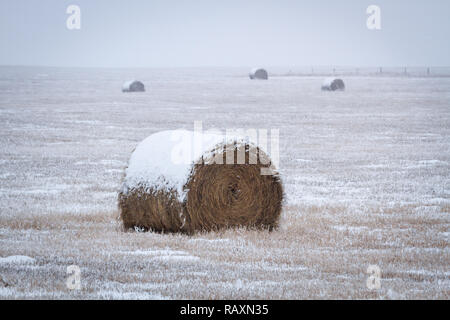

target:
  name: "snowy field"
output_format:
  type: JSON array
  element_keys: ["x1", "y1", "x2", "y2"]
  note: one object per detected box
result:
[{"x1": 0, "y1": 66, "x2": 449, "y2": 299}]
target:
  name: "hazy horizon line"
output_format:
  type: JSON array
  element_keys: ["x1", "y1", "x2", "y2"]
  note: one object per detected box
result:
[{"x1": 1, "y1": 64, "x2": 449, "y2": 70}]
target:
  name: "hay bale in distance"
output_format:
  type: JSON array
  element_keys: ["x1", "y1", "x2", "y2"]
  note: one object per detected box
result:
[
  {"x1": 249, "y1": 68, "x2": 268, "y2": 80},
  {"x1": 118, "y1": 130, "x2": 283, "y2": 234},
  {"x1": 122, "y1": 80, "x2": 145, "y2": 92},
  {"x1": 321, "y1": 78, "x2": 345, "y2": 91}
]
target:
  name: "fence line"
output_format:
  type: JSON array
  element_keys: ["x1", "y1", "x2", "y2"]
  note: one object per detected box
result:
[{"x1": 277, "y1": 67, "x2": 450, "y2": 77}]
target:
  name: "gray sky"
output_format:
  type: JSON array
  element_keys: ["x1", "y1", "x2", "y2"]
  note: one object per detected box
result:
[{"x1": 0, "y1": 0, "x2": 449, "y2": 68}]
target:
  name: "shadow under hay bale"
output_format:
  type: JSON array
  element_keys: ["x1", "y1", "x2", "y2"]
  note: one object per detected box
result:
[
  {"x1": 249, "y1": 68, "x2": 269, "y2": 80},
  {"x1": 118, "y1": 130, "x2": 283, "y2": 234},
  {"x1": 321, "y1": 78, "x2": 345, "y2": 91},
  {"x1": 122, "y1": 80, "x2": 145, "y2": 92}
]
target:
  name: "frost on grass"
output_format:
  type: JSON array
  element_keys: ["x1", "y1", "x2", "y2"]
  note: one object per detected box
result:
[{"x1": 0, "y1": 67, "x2": 449, "y2": 299}]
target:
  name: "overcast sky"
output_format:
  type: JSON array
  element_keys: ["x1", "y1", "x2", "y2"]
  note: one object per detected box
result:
[{"x1": 0, "y1": 0, "x2": 449, "y2": 68}]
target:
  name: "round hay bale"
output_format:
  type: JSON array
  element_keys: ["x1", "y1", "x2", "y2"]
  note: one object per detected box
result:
[
  {"x1": 122, "y1": 80, "x2": 145, "y2": 92},
  {"x1": 118, "y1": 130, "x2": 283, "y2": 234},
  {"x1": 321, "y1": 78, "x2": 345, "y2": 91},
  {"x1": 249, "y1": 68, "x2": 268, "y2": 80}
]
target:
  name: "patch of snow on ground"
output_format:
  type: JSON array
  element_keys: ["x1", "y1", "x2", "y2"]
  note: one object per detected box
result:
[
  {"x1": 0, "y1": 255, "x2": 36, "y2": 265},
  {"x1": 96, "y1": 290, "x2": 166, "y2": 300},
  {"x1": 121, "y1": 249, "x2": 200, "y2": 262}
]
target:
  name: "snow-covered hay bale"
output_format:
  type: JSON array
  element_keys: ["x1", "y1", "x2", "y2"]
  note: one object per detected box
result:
[
  {"x1": 122, "y1": 80, "x2": 145, "y2": 92},
  {"x1": 249, "y1": 68, "x2": 268, "y2": 80},
  {"x1": 118, "y1": 130, "x2": 283, "y2": 234},
  {"x1": 321, "y1": 78, "x2": 345, "y2": 91}
]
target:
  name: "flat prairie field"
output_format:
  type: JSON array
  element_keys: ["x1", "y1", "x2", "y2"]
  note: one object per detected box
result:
[{"x1": 0, "y1": 67, "x2": 449, "y2": 299}]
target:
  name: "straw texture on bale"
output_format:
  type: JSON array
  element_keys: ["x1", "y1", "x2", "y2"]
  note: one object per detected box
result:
[
  {"x1": 321, "y1": 78, "x2": 345, "y2": 91},
  {"x1": 118, "y1": 131, "x2": 283, "y2": 234}
]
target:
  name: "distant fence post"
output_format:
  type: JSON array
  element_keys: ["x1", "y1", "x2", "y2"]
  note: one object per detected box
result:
[
  {"x1": 379, "y1": 67, "x2": 382, "y2": 74},
  {"x1": 427, "y1": 67, "x2": 430, "y2": 75}
]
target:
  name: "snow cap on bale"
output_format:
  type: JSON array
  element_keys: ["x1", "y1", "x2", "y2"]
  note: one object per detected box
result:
[
  {"x1": 249, "y1": 68, "x2": 268, "y2": 80},
  {"x1": 122, "y1": 80, "x2": 145, "y2": 92},
  {"x1": 321, "y1": 78, "x2": 345, "y2": 91},
  {"x1": 119, "y1": 130, "x2": 283, "y2": 234}
]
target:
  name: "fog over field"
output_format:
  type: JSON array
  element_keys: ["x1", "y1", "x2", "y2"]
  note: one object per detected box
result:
[{"x1": 0, "y1": 67, "x2": 448, "y2": 299}]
